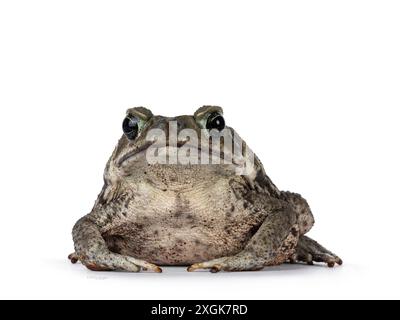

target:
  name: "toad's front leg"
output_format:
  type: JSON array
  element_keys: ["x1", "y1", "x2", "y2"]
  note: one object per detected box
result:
[
  {"x1": 70, "y1": 215, "x2": 162, "y2": 273},
  {"x1": 188, "y1": 203, "x2": 299, "y2": 272}
]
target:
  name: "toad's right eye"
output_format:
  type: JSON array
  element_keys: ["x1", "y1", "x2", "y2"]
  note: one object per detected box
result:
[{"x1": 122, "y1": 116, "x2": 139, "y2": 140}]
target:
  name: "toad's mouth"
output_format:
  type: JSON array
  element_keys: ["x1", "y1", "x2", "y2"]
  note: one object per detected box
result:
[
  {"x1": 117, "y1": 141, "x2": 155, "y2": 167},
  {"x1": 117, "y1": 141, "x2": 246, "y2": 168}
]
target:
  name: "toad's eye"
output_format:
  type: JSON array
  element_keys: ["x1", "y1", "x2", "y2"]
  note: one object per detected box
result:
[
  {"x1": 122, "y1": 116, "x2": 139, "y2": 140},
  {"x1": 206, "y1": 112, "x2": 225, "y2": 131}
]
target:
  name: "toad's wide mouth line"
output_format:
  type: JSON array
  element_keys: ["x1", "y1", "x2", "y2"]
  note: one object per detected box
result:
[
  {"x1": 117, "y1": 141, "x2": 155, "y2": 166},
  {"x1": 117, "y1": 143, "x2": 247, "y2": 168},
  {"x1": 116, "y1": 125, "x2": 255, "y2": 175}
]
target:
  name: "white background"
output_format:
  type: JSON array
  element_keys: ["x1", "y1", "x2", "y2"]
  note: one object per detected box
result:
[{"x1": 0, "y1": 0, "x2": 399, "y2": 300}]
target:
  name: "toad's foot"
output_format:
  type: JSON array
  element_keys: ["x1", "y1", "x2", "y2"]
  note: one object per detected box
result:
[
  {"x1": 68, "y1": 251, "x2": 162, "y2": 273},
  {"x1": 68, "y1": 252, "x2": 79, "y2": 264},
  {"x1": 187, "y1": 252, "x2": 265, "y2": 273},
  {"x1": 289, "y1": 235, "x2": 342, "y2": 268}
]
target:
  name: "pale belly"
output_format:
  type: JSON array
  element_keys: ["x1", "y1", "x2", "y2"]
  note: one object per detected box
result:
[
  {"x1": 101, "y1": 178, "x2": 266, "y2": 265},
  {"x1": 103, "y1": 217, "x2": 264, "y2": 265}
]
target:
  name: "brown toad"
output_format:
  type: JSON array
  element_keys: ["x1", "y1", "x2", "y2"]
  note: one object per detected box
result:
[{"x1": 69, "y1": 106, "x2": 342, "y2": 272}]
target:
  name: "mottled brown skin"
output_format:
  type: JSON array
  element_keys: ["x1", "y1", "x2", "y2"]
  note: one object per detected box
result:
[{"x1": 69, "y1": 106, "x2": 342, "y2": 272}]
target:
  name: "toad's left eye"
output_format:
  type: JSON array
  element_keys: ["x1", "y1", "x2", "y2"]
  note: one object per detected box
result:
[
  {"x1": 122, "y1": 116, "x2": 139, "y2": 140},
  {"x1": 206, "y1": 112, "x2": 225, "y2": 131}
]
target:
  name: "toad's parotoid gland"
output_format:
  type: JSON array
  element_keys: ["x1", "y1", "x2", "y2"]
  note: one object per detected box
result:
[{"x1": 69, "y1": 106, "x2": 342, "y2": 272}]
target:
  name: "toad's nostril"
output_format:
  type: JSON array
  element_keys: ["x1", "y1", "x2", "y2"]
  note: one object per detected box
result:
[
  {"x1": 177, "y1": 119, "x2": 186, "y2": 131},
  {"x1": 176, "y1": 139, "x2": 190, "y2": 148}
]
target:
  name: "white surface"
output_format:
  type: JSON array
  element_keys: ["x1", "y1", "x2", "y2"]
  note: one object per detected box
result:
[{"x1": 0, "y1": 0, "x2": 399, "y2": 300}]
